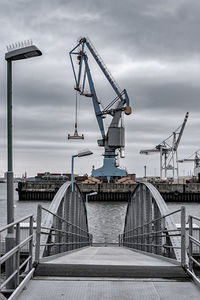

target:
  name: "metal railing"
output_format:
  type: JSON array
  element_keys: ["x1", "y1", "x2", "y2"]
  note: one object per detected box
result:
[
  {"x1": 120, "y1": 182, "x2": 186, "y2": 265},
  {"x1": 187, "y1": 215, "x2": 200, "y2": 286},
  {"x1": 120, "y1": 207, "x2": 186, "y2": 266},
  {"x1": 35, "y1": 182, "x2": 92, "y2": 262},
  {"x1": 0, "y1": 215, "x2": 34, "y2": 294},
  {"x1": 35, "y1": 205, "x2": 92, "y2": 261}
]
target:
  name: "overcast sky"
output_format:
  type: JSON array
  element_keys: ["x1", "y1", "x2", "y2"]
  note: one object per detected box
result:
[{"x1": 0, "y1": 0, "x2": 200, "y2": 178}]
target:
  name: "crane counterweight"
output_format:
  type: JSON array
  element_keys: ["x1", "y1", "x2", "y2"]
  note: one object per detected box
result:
[{"x1": 125, "y1": 106, "x2": 132, "y2": 115}]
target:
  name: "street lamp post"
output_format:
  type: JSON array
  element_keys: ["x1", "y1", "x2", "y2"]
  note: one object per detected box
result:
[
  {"x1": 71, "y1": 150, "x2": 93, "y2": 192},
  {"x1": 85, "y1": 192, "x2": 97, "y2": 212},
  {"x1": 71, "y1": 154, "x2": 78, "y2": 193},
  {"x1": 5, "y1": 40, "x2": 42, "y2": 288}
]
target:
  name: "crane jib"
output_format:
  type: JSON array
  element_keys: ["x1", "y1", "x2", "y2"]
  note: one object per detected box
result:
[{"x1": 68, "y1": 37, "x2": 132, "y2": 181}]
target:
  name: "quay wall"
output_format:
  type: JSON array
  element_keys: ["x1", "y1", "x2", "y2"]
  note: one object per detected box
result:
[
  {"x1": 16, "y1": 181, "x2": 200, "y2": 202},
  {"x1": 16, "y1": 181, "x2": 65, "y2": 200}
]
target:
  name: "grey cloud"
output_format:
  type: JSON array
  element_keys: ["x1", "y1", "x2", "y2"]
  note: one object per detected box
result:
[{"x1": 1, "y1": 0, "x2": 200, "y2": 177}]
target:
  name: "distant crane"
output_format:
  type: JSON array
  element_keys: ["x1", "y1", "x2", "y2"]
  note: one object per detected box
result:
[
  {"x1": 178, "y1": 150, "x2": 200, "y2": 177},
  {"x1": 140, "y1": 112, "x2": 189, "y2": 180},
  {"x1": 69, "y1": 37, "x2": 131, "y2": 182}
]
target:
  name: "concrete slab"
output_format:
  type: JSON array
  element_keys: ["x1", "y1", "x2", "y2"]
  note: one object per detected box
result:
[
  {"x1": 14, "y1": 247, "x2": 200, "y2": 299},
  {"x1": 35, "y1": 247, "x2": 186, "y2": 278},
  {"x1": 41, "y1": 247, "x2": 177, "y2": 266},
  {"x1": 16, "y1": 278, "x2": 200, "y2": 300}
]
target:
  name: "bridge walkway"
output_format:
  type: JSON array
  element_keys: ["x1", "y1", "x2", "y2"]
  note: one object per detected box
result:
[{"x1": 15, "y1": 246, "x2": 200, "y2": 300}]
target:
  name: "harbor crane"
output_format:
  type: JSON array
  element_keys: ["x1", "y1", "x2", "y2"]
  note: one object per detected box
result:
[
  {"x1": 140, "y1": 112, "x2": 189, "y2": 180},
  {"x1": 178, "y1": 150, "x2": 200, "y2": 178},
  {"x1": 69, "y1": 37, "x2": 131, "y2": 182}
]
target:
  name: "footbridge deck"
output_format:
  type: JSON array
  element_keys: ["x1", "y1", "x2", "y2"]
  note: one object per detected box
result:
[
  {"x1": 1, "y1": 182, "x2": 200, "y2": 299},
  {"x1": 35, "y1": 246, "x2": 186, "y2": 278},
  {"x1": 16, "y1": 246, "x2": 200, "y2": 300}
]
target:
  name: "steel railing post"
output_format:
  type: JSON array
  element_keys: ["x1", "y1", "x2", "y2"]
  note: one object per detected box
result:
[
  {"x1": 181, "y1": 206, "x2": 186, "y2": 267},
  {"x1": 15, "y1": 222, "x2": 20, "y2": 287},
  {"x1": 68, "y1": 190, "x2": 75, "y2": 251},
  {"x1": 71, "y1": 190, "x2": 75, "y2": 250},
  {"x1": 164, "y1": 226, "x2": 171, "y2": 258},
  {"x1": 188, "y1": 215, "x2": 193, "y2": 271},
  {"x1": 0, "y1": 232, "x2": 1, "y2": 268},
  {"x1": 63, "y1": 193, "x2": 68, "y2": 252},
  {"x1": 54, "y1": 204, "x2": 63, "y2": 254},
  {"x1": 89, "y1": 233, "x2": 92, "y2": 246},
  {"x1": 35, "y1": 205, "x2": 42, "y2": 263},
  {"x1": 161, "y1": 217, "x2": 165, "y2": 257},
  {"x1": 29, "y1": 216, "x2": 33, "y2": 271},
  {"x1": 66, "y1": 191, "x2": 71, "y2": 252},
  {"x1": 140, "y1": 185, "x2": 144, "y2": 251},
  {"x1": 53, "y1": 215, "x2": 57, "y2": 255}
]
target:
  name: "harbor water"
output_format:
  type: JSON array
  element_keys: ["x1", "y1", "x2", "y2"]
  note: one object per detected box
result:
[{"x1": 1, "y1": 183, "x2": 200, "y2": 243}]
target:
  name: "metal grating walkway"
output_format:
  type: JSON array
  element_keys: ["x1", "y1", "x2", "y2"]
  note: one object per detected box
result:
[
  {"x1": 16, "y1": 278, "x2": 200, "y2": 300},
  {"x1": 34, "y1": 246, "x2": 186, "y2": 278},
  {"x1": 15, "y1": 247, "x2": 200, "y2": 299}
]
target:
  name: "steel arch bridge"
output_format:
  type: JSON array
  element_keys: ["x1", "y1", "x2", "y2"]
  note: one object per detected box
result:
[
  {"x1": 121, "y1": 182, "x2": 184, "y2": 263},
  {"x1": 1, "y1": 181, "x2": 200, "y2": 299}
]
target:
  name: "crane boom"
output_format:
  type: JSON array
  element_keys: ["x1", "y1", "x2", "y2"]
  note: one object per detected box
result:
[
  {"x1": 178, "y1": 151, "x2": 200, "y2": 169},
  {"x1": 174, "y1": 112, "x2": 189, "y2": 151},
  {"x1": 69, "y1": 37, "x2": 132, "y2": 182},
  {"x1": 178, "y1": 159, "x2": 195, "y2": 162},
  {"x1": 140, "y1": 112, "x2": 189, "y2": 180},
  {"x1": 140, "y1": 149, "x2": 160, "y2": 154},
  {"x1": 84, "y1": 37, "x2": 122, "y2": 99}
]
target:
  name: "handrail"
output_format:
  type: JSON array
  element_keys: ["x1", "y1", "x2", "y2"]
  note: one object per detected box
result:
[
  {"x1": 41, "y1": 206, "x2": 89, "y2": 234},
  {"x1": 0, "y1": 236, "x2": 33, "y2": 265},
  {"x1": 121, "y1": 209, "x2": 183, "y2": 248},
  {"x1": 121, "y1": 182, "x2": 186, "y2": 265},
  {"x1": 187, "y1": 214, "x2": 200, "y2": 286},
  {"x1": 35, "y1": 182, "x2": 92, "y2": 262},
  {"x1": 35, "y1": 182, "x2": 70, "y2": 260},
  {"x1": 0, "y1": 214, "x2": 33, "y2": 233},
  {"x1": 0, "y1": 214, "x2": 34, "y2": 296},
  {"x1": 123, "y1": 208, "x2": 182, "y2": 235},
  {"x1": 40, "y1": 226, "x2": 90, "y2": 239},
  {"x1": 188, "y1": 215, "x2": 200, "y2": 222},
  {"x1": 188, "y1": 235, "x2": 200, "y2": 247}
]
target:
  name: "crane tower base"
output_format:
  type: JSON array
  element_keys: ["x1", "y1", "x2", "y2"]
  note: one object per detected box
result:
[{"x1": 92, "y1": 157, "x2": 127, "y2": 182}]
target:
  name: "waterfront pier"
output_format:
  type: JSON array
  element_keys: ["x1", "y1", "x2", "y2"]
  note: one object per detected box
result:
[
  {"x1": 1, "y1": 181, "x2": 200, "y2": 299},
  {"x1": 16, "y1": 247, "x2": 199, "y2": 300},
  {"x1": 17, "y1": 180, "x2": 200, "y2": 202}
]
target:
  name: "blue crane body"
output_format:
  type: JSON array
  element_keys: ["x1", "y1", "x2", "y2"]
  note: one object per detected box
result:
[{"x1": 69, "y1": 37, "x2": 132, "y2": 182}]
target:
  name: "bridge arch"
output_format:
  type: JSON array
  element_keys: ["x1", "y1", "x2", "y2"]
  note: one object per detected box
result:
[
  {"x1": 35, "y1": 182, "x2": 92, "y2": 261},
  {"x1": 121, "y1": 182, "x2": 185, "y2": 263}
]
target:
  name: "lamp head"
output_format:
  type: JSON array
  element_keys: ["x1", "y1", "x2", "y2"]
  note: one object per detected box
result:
[
  {"x1": 77, "y1": 149, "x2": 93, "y2": 157},
  {"x1": 5, "y1": 40, "x2": 42, "y2": 61},
  {"x1": 88, "y1": 192, "x2": 97, "y2": 196}
]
